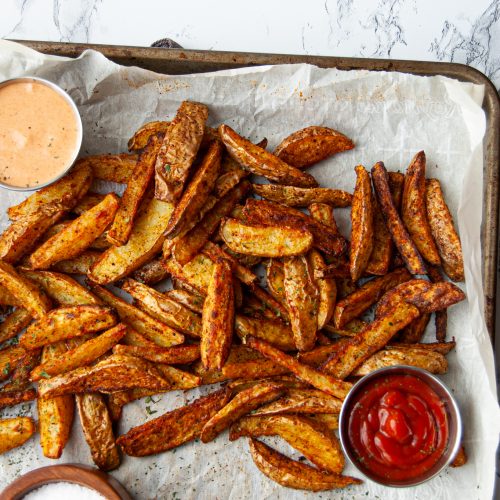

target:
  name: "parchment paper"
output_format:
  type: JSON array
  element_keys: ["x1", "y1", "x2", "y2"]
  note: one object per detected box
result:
[{"x1": 0, "y1": 39, "x2": 498, "y2": 500}]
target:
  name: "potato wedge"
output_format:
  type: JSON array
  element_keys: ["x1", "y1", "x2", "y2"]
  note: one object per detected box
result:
[
  {"x1": 222, "y1": 357, "x2": 289, "y2": 380},
  {"x1": 402, "y1": 151, "x2": 441, "y2": 265},
  {"x1": 0, "y1": 261, "x2": 52, "y2": 319},
  {"x1": 30, "y1": 323, "x2": 126, "y2": 381},
  {"x1": 0, "y1": 346, "x2": 27, "y2": 381},
  {"x1": 451, "y1": 445, "x2": 468, "y2": 468},
  {"x1": 37, "y1": 341, "x2": 74, "y2": 458},
  {"x1": 243, "y1": 199, "x2": 346, "y2": 256},
  {"x1": 52, "y1": 250, "x2": 102, "y2": 275},
  {"x1": 266, "y1": 259, "x2": 286, "y2": 304},
  {"x1": 7, "y1": 162, "x2": 92, "y2": 220},
  {"x1": 72, "y1": 192, "x2": 107, "y2": 215},
  {"x1": 117, "y1": 388, "x2": 232, "y2": 456},
  {"x1": 214, "y1": 167, "x2": 250, "y2": 198},
  {"x1": 274, "y1": 126, "x2": 354, "y2": 169},
  {"x1": 0, "y1": 284, "x2": 21, "y2": 306},
  {"x1": 308, "y1": 202, "x2": 339, "y2": 230},
  {"x1": 113, "y1": 344, "x2": 200, "y2": 365},
  {"x1": 163, "y1": 253, "x2": 214, "y2": 295},
  {"x1": 157, "y1": 364, "x2": 201, "y2": 390},
  {"x1": 1, "y1": 349, "x2": 40, "y2": 392},
  {"x1": 249, "y1": 438, "x2": 360, "y2": 491},
  {"x1": 230, "y1": 414, "x2": 344, "y2": 474},
  {"x1": 38, "y1": 353, "x2": 170, "y2": 399},
  {"x1": 165, "y1": 288, "x2": 204, "y2": 314},
  {"x1": 350, "y1": 165, "x2": 374, "y2": 281},
  {"x1": 333, "y1": 267, "x2": 411, "y2": 328},
  {"x1": 0, "y1": 388, "x2": 37, "y2": 409},
  {"x1": 0, "y1": 417, "x2": 36, "y2": 454},
  {"x1": 201, "y1": 382, "x2": 284, "y2": 442},
  {"x1": 252, "y1": 184, "x2": 352, "y2": 208},
  {"x1": 399, "y1": 313, "x2": 431, "y2": 343},
  {"x1": 322, "y1": 301, "x2": 421, "y2": 379},
  {"x1": 122, "y1": 279, "x2": 201, "y2": 337},
  {"x1": 253, "y1": 388, "x2": 343, "y2": 416},
  {"x1": 164, "y1": 140, "x2": 222, "y2": 238},
  {"x1": 0, "y1": 308, "x2": 32, "y2": 344},
  {"x1": 311, "y1": 414, "x2": 340, "y2": 432},
  {"x1": 107, "y1": 136, "x2": 162, "y2": 246},
  {"x1": 28, "y1": 193, "x2": 120, "y2": 270},
  {"x1": 201, "y1": 259, "x2": 234, "y2": 370},
  {"x1": 388, "y1": 171, "x2": 405, "y2": 210},
  {"x1": 426, "y1": 178, "x2": 464, "y2": 281},
  {"x1": 298, "y1": 341, "x2": 348, "y2": 366},
  {"x1": 128, "y1": 121, "x2": 170, "y2": 151},
  {"x1": 235, "y1": 315, "x2": 295, "y2": 351},
  {"x1": 283, "y1": 255, "x2": 318, "y2": 351},
  {"x1": 428, "y1": 266, "x2": 448, "y2": 341},
  {"x1": 220, "y1": 218, "x2": 313, "y2": 257},
  {"x1": 122, "y1": 327, "x2": 157, "y2": 348},
  {"x1": 309, "y1": 249, "x2": 336, "y2": 329},
  {"x1": 76, "y1": 153, "x2": 138, "y2": 183},
  {"x1": 89, "y1": 284, "x2": 184, "y2": 347},
  {"x1": 219, "y1": 124, "x2": 318, "y2": 188},
  {"x1": 247, "y1": 285, "x2": 290, "y2": 321},
  {"x1": 76, "y1": 392, "x2": 120, "y2": 471},
  {"x1": 155, "y1": 101, "x2": 208, "y2": 202},
  {"x1": 88, "y1": 197, "x2": 174, "y2": 284},
  {"x1": 246, "y1": 337, "x2": 352, "y2": 399},
  {"x1": 131, "y1": 258, "x2": 169, "y2": 285},
  {"x1": 366, "y1": 193, "x2": 392, "y2": 275},
  {"x1": 20, "y1": 305, "x2": 117, "y2": 350},
  {"x1": 0, "y1": 204, "x2": 66, "y2": 263},
  {"x1": 371, "y1": 162, "x2": 427, "y2": 274},
  {"x1": 227, "y1": 375, "x2": 309, "y2": 393},
  {"x1": 22, "y1": 270, "x2": 100, "y2": 306}
]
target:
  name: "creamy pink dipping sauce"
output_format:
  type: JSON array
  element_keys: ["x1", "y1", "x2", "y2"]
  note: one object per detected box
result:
[{"x1": 0, "y1": 79, "x2": 80, "y2": 189}]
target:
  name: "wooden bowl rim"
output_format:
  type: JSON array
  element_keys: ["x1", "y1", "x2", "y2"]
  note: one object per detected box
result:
[{"x1": 0, "y1": 463, "x2": 132, "y2": 500}]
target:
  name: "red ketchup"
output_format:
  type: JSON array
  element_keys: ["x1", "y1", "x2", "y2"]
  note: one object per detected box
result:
[{"x1": 347, "y1": 374, "x2": 449, "y2": 482}]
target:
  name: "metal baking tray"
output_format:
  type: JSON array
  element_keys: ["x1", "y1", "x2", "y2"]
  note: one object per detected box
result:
[{"x1": 16, "y1": 40, "x2": 500, "y2": 341}]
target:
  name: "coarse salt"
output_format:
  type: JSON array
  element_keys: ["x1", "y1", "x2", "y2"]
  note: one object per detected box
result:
[{"x1": 23, "y1": 482, "x2": 105, "y2": 500}]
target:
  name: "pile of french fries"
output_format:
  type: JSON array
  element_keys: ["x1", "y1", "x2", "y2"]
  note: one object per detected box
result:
[{"x1": 0, "y1": 100, "x2": 467, "y2": 491}]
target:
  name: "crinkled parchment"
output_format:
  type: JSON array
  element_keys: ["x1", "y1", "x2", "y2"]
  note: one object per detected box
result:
[{"x1": 0, "y1": 40, "x2": 498, "y2": 500}]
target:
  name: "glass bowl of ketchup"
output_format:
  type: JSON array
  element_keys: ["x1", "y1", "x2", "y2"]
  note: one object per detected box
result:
[{"x1": 339, "y1": 365, "x2": 462, "y2": 487}]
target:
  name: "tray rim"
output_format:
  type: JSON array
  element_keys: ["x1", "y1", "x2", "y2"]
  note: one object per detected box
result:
[{"x1": 13, "y1": 40, "x2": 500, "y2": 341}]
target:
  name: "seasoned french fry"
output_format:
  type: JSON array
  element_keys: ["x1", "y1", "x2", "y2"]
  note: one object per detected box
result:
[
  {"x1": 20, "y1": 305, "x2": 117, "y2": 350},
  {"x1": 0, "y1": 284, "x2": 21, "y2": 306},
  {"x1": 246, "y1": 337, "x2": 352, "y2": 399},
  {"x1": 165, "y1": 288, "x2": 204, "y2": 314},
  {"x1": 309, "y1": 249, "x2": 336, "y2": 329},
  {"x1": 371, "y1": 162, "x2": 427, "y2": 274},
  {"x1": 219, "y1": 124, "x2": 318, "y2": 188},
  {"x1": 283, "y1": 255, "x2": 318, "y2": 351},
  {"x1": 72, "y1": 192, "x2": 107, "y2": 215},
  {"x1": 388, "y1": 171, "x2": 405, "y2": 210},
  {"x1": 0, "y1": 346, "x2": 27, "y2": 381},
  {"x1": 201, "y1": 259, "x2": 234, "y2": 370},
  {"x1": 366, "y1": 194, "x2": 392, "y2": 275},
  {"x1": 0, "y1": 308, "x2": 32, "y2": 344},
  {"x1": 401, "y1": 151, "x2": 441, "y2": 265},
  {"x1": 30, "y1": 323, "x2": 126, "y2": 381},
  {"x1": 235, "y1": 315, "x2": 296, "y2": 351},
  {"x1": 248, "y1": 284, "x2": 290, "y2": 321},
  {"x1": 29, "y1": 193, "x2": 120, "y2": 270},
  {"x1": 131, "y1": 258, "x2": 169, "y2": 285},
  {"x1": 52, "y1": 250, "x2": 102, "y2": 275},
  {"x1": 426, "y1": 178, "x2": 464, "y2": 281},
  {"x1": 252, "y1": 184, "x2": 352, "y2": 208},
  {"x1": 308, "y1": 202, "x2": 339, "y2": 231},
  {"x1": 89, "y1": 284, "x2": 184, "y2": 347},
  {"x1": 0, "y1": 388, "x2": 37, "y2": 410},
  {"x1": 428, "y1": 266, "x2": 448, "y2": 341},
  {"x1": 350, "y1": 165, "x2": 374, "y2": 281},
  {"x1": 122, "y1": 327, "x2": 158, "y2": 348},
  {"x1": 298, "y1": 340, "x2": 348, "y2": 366},
  {"x1": 0, "y1": 349, "x2": 40, "y2": 393},
  {"x1": 128, "y1": 121, "x2": 170, "y2": 150},
  {"x1": 274, "y1": 126, "x2": 354, "y2": 169},
  {"x1": 227, "y1": 376, "x2": 309, "y2": 393},
  {"x1": 221, "y1": 218, "x2": 313, "y2": 257},
  {"x1": 398, "y1": 313, "x2": 431, "y2": 343},
  {"x1": 163, "y1": 253, "x2": 214, "y2": 295},
  {"x1": 117, "y1": 388, "x2": 232, "y2": 457},
  {"x1": 222, "y1": 357, "x2": 289, "y2": 380},
  {"x1": 201, "y1": 382, "x2": 284, "y2": 442},
  {"x1": 0, "y1": 417, "x2": 36, "y2": 454},
  {"x1": 76, "y1": 392, "x2": 120, "y2": 471},
  {"x1": 311, "y1": 414, "x2": 340, "y2": 433},
  {"x1": 155, "y1": 101, "x2": 209, "y2": 202},
  {"x1": 113, "y1": 344, "x2": 200, "y2": 365},
  {"x1": 266, "y1": 259, "x2": 286, "y2": 305},
  {"x1": 76, "y1": 153, "x2": 138, "y2": 183}
]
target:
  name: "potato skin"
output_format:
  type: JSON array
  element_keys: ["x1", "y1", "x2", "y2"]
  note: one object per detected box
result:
[
  {"x1": 128, "y1": 121, "x2": 170, "y2": 151},
  {"x1": 350, "y1": 165, "x2": 374, "y2": 281},
  {"x1": 77, "y1": 153, "x2": 138, "y2": 183},
  {"x1": 0, "y1": 417, "x2": 36, "y2": 455}
]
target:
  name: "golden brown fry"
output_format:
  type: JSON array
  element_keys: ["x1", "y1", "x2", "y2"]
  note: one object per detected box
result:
[
  {"x1": 222, "y1": 357, "x2": 289, "y2": 380},
  {"x1": 399, "y1": 313, "x2": 431, "y2": 343},
  {"x1": 350, "y1": 165, "x2": 374, "y2": 281},
  {"x1": 266, "y1": 259, "x2": 286, "y2": 304},
  {"x1": 0, "y1": 284, "x2": 21, "y2": 306},
  {"x1": 371, "y1": 162, "x2": 427, "y2": 274},
  {"x1": 248, "y1": 284, "x2": 290, "y2": 321},
  {"x1": 163, "y1": 253, "x2": 214, "y2": 295},
  {"x1": 131, "y1": 258, "x2": 169, "y2": 285},
  {"x1": 7, "y1": 162, "x2": 92, "y2": 220},
  {"x1": 388, "y1": 171, "x2": 405, "y2": 210},
  {"x1": 128, "y1": 121, "x2": 170, "y2": 151},
  {"x1": 20, "y1": 305, "x2": 117, "y2": 350},
  {"x1": 155, "y1": 101, "x2": 209, "y2": 202},
  {"x1": 309, "y1": 249, "x2": 337, "y2": 329},
  {"x1": 298, "y1": 341, "x2": 348, "y2": 366},
  {"x1": 52, "y1": 250, "x2": 102, "y2": 275},
  {"x1": 76, "y1": 392, "x2": 120, "y2": 471},
  {"x1": 322, "y1": 301, "x2": 421, "y2": 379},
  {"x1": 117, "y1": 388, "x2": 232, "y2": 457},
  {"x1": 122, "y1": 327, "x2": 157, "y2": 348},
  {"x1": 0, "y1": 417, "x2": 36, "y2": 454},
  {"x1": 88, "y1": 197, "x2": 174, "y2": 284},
  {"x1": 274, "y1": 126, "x2": 355, "y2": 169},
  {"x1": 402, "y1": 151, "x2": 441, "y2": 265},
  {"x1": 244, "y1": 199, "x2": 347, "y2": 256},
  {"x1": 89, "y1": 284, "x2": 184, "y2": 347},
  {"x1": 333, "y1": 267, "x2": 411, "y2": 328},
  {"x1": 252, "y1": 184, "x2": 352, "y2": 208},
  {"x1": 0, "y1": 349, "x2": 40, "y2": 392},
  {"x1": 0, "y1": 308, "x2": 32, "y2": 344},
  {"x1": 230, "y1": 414, "x2": 344, "y2": 474},
  {"x1": 76, "y1": 153, "x2": 138, "y2": 183},
  {"x1": 426, "y1": 178, "x2": 464, "y2": 281},
  {"x1": 201, "y1": 382, "x2": 284, "y2": 443},
  {"x1": 366, "y1": 194, "x2": 392, "y2": 275},
  {"x1": 165, "y1": 288, "x2": 204, "y2": 314},
  {"x1": 235, "y1": 315, "x2": 295, "y2": 351},
  {"x1": 30, "y1": 323, "x2": 126, "y2": 381},
  {"x1": 72, "y1": 192, "x2": 107, "y2": 215},
  {"x1": 201, "y1": 259, "x2": 234, "y2": 370},
  {"x1": 308, "y1": 202, "x2": 339, "y2": 231},
  {"x1": 0, "y1": 346, "x2": 26, "y2": 381},
  {"x1": 214, "y1": 167, "x2": 249, "y2": 198},
  {"x1": 29, "y1": 194, "x2": 119, "y2": 270},
  {"x1": 283, "y1": 255, "x2": 318, "y2": 351},
  {"x1": 246, "y1": 337, "x2": 352, "y2": 399},
  {"x1": 113, "y1": 344, "x2": 200, "y2": 365},
  {"x1": 156, "y1": 364, "x2": 201, "y2": 390},
  {"x1": 0, "y1": 388, "x2": 37, "y2": 409},
  {"x1": 311, "y1": 414, "x2": 340, "y2": 433},
  {"x1": 38, "y1": 353, "x2": 171, "y2": 399},
  {"x1": 451, "y1": 445, "x2": 468, "y2": 467},
  {"x1": 227, "y1": 376, "x2": 309, "y2": 393},
  {"x1": 221, "y1": 218, "x2": 313, "y2": 257}
]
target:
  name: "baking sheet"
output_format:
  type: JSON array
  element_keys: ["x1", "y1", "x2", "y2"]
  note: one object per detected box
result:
[{"x1": 0, "y1": 39, "x2": 498, "y2": 500}]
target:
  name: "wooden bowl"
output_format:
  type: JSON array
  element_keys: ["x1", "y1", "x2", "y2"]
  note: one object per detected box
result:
[{"x1": 0, "y1": 464, "x2": 132, "y2": 500}]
